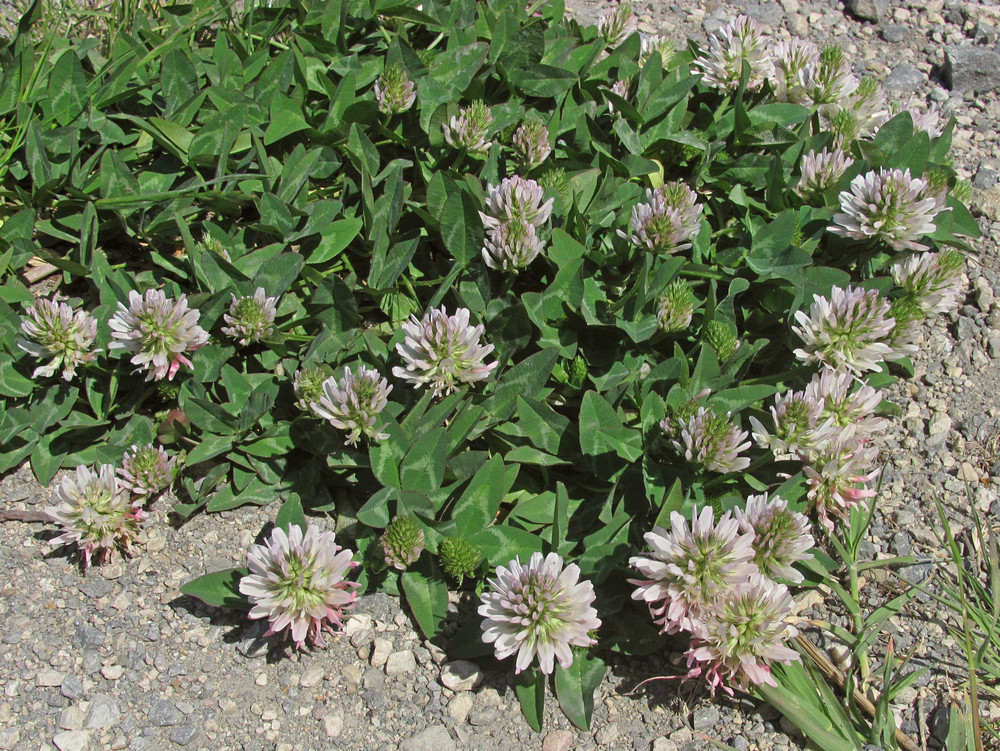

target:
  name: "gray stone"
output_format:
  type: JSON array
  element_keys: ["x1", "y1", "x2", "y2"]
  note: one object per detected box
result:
[
  {"x1": 84, "y1": 693, "x2": 120, "y2": 729},
  {"x1": 37, "y1": 670, "x2": 65, "y2": 687},
  {"x1": 53, "y1": 731, "x2": 89, "y2": 751},
  {"x1": 78, "y1": 580, "x2": 112, "y2": 599},
  {"x1": 322, "y1": 712, "x2": 344, "y2": 738},
  {"x1": 880, "y1": 24, "x2": 907, "y2": 43},
  {"x1": 845, "y1": 0, "x2": 890, "y2": 23},
  {"x1": 235, "y1": 620, "x2": 269, "y2": 658},
  {"x1": 883, "y1": 63, "x2": 924, "y2": 93},
  {"x1": 299, "y1": 666, "x2": 324, "y2": 688},
  {"x1": 973, "y1": 20, "x2": 998, "y2": 46},
  {"x1": 401, "y1": 725, "x2": 456, "y2": 751},
  {"x1": 691, "y1": 706, "x2": 720, "y2": 730},
  {"x1": 468, "y1": 709, "x2": 500, "y2": 726},
  {"x1": 973, "y1": 169, "x2": 999, "y2": 191},
  {"x1": 944, "y1": 46, "x2": 1000, "y2": 93},
  {"x1": 652, "y1": 740, "x2": 679, "y2": 751},
  {"x1": 742, "y1": 3, "x2": 784, "y2": 28},
  {"x1": 0, "y1": 729, "x2": 19, "y2": 750},
  {"x1": 732, "y1": 737, "x2": 751, "y2": 751},
  {"x1": 439, "y1": 660, "x2": 483, "y2": 692},
  {"x1": 168, "y1": 725, "x2": 198, "y2": 746},
  {"x1": 72, "y1": 625, "x2": 105, "y2": 651},
  {"x1": 900, "y1": 562, "x2": 933, "y2": 584},
  {"x1": 61, "y1": 675, "x2": 84, "y2": 700},
  {"x1": 148, "y1": 699, "x2": 184, "y2": 727},
  {"x1": 702, "y1": 17, "x2": 725, "y2": 36}
]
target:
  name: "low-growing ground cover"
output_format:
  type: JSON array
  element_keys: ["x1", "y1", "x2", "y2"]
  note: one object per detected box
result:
[{"x1": 0, "y1": 0, "x2": 995, "y2": 747}]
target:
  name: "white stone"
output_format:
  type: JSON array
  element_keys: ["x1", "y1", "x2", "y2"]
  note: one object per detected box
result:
[
  {"x1": 100, "y1": 665, "x2": 123, "y2": 681},
  {"x1": 385, "y1": 650, "x2": 416, "y2": 677},
  {"x1": 322, "y1": 712, "x2": 344, "y2": 738},
  {"x1": 447, "y1": 693, "x2": 474, "y2": 724},
  {"x1": 371, "y1": 638, "x2": 393, "y2": 668},
  {"x1": 439, "y1": 660, "x2": 483, "y2": 692},
  {"x1": 37, "y1": 670, "x2": 65, "y2": 687},
  {"x1": 59, "y1": 707, "x2": 85, "y2": 731},
  {"x1": 928, "y1": 412, "x2": 953, "y2": 436},
  {"x1": 53, "y1": 731, "x2": 89, "y2": 751},
  {"x1": 299, "y1": 666, "x2": 324, "y2": 688},
  {"x1": 543, "y1": 729, "x2": 574, "y2": 751}
]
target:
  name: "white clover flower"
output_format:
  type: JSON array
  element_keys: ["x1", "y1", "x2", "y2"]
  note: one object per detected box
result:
[
  {"x1": 222, "y1": 287, "x2": 277, "y2": 346},
  {"x1": 479, "y1": 552, "x2": 601, "y2": 674},
  {"x1": 749, "y1": 389, "x2": 833, "y2": 460},
  {"x1": 803, "y1": 428, "x2": 881, "y2": 533},
  {"x1": 629, "y1": 507, "x2": 757, "y2": 635},
  {"x1": 108, "y1": 289, "x2": 209, "y2": 381},
  {"x1": 374, "y1": 62, "x2": 416, "y2": 115},
  {"x1": 830, "y1": 168, "x2": 939, "y2": 252},
  {"x1": 293, "y1": 365, "x2": 330, "y2": 413},
  {"x1": 443, "y1": 101, "x2": 492, "y2": 157},
  {"x1": 117, "y1": 444, "x2": 175, "y2": 496},
  {"x1": 18, "y1": 298, "x2": 99, "y2": 381},
  {"x1": 804, "y1": 369, "x2": 887, "y2": 441},
  {"x1": 769, "y1": 38, "x2": 818, "y2": 103},
  {"x1": 735, "y1": 494, "x2": 814, "y2": 583},
  {"x1": 512, "y1": 119, "x2": 552, "y2": 170},
  {"x1": 693, "y1": 15, "x2": 774, "y2": 92},
  {"x1": 392, "y1": 306, "x2": 497, "y2": 397},
  {"x1": 239, "y1": 524, "x2": 359, "y2": 649},
  {"x1": 639, "y1": 34, "x2": 674, "y2": 68},
  {"x1": 890, "y1": 250, "x2": 966, "y2": 316},
  {"x1": 666, "y1": 407, "x2": 752, "y2": 474},
  {"x1": 801, "y1": 46, "x2": 858, "y2": 106},
  {"x1": 608, "y1": 78, "x2": 632, "y2": 116},
  {"x1": 686, "y1": 575, "x2": 800, "y2": 694},
  {"x1": 482, "y1": 218, "x2": 546, "y2": 272},
  {"x1": 597, "y1": 2, "x2": 636, "y2": 48},
  {"x1": 792, "y1": 285, "x2": 896, "y2": 374},
  {"x1": 311, "y1": 366, "x2": 392, "y2": 446},
  {"x1": 795, "y1": 148, "x2": 854, "y2": 198},
  {"x1": 480, "y1": 175, "x2": 554, "y2": 231},
  {"x1": 620, "y1": 183, "x2": 703, "y2": 255},
  {"x1": 902, "y1": 98, "x2": 943, "y2": 139},
  {"x1": 822, "y1": 76, "x2": 891, "y2": 147},
  {"x1": 45, "y1": 465, "x2": 145, "y2": 568},
  {"x1": 656, "y1": 279, "x2": 696, "y2": 332}
]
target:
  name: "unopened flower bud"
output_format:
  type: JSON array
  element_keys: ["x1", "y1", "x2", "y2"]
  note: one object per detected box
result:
[
  {"x1": 381, "y1": 516, "x2": 425, "y2": 571},
  {"x1": 439, "y1": 537, "x2": 481, "y2": 584},
  {"x1": 703, "y1": 320, "x2": 739, "y2": 361},
  {"x1": 657, "y1": 279, "x2": 696, "y2": 332},
  {"x1": 374, "y1": 62, "x2": 417, "y2": 115}
]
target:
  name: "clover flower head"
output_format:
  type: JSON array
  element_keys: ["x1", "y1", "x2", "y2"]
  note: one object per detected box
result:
[
  {"x1": 479, "y1": 552, "x2": 600, "y2": 675},
  {"x1": 686, "y1": 574, "x2": 800, "y2": 694},
  {"x1": 482, "y1": 218, "x2": 546, "y2": 272},
  {"x1": 311, "y1": 365, "x2": 392, "y2": 446},
  {"x1": 380, "y1": 516, "x2": 425, "y2": 571},
  {"x1": 639, "y1": 34, "x2": 674, "y2": 68},
  {"x1": 795, "y1": 148, "x2": 854, "y2": 198},
  {"x1": 222, "y1": 287, "x2": 277, "y2": 346},
  {"x1": 629, "y1": 507, "x2": 757, "y2": 635},
  {"x1": 735, "y1": 494, "x2": 814, "y2": 583},
  {"x1": 802, "y1": 45, "x2": 858, "y2": 106},
  {"x1": 769, "y1": 38, "x2": 819, "y2": 103},
  {"x1": 831, "y1": 168, "x2": 939, "y2": 252},
  {"x1": 239, "y1": 524, "x2": 359, "y2": 649},
  {"x1": 703, "y1": 319, "x2": 740, "y2": 361},
  {"x1": 44, "y1": 465, "x2": 145, "y2": 568},
  {"x1": 823, "y1": 76, "x2": 890, "y2": 146},
  {"x1": 667, "y1": 406, "x2": 752, "y2": 474},
  {"x1": 693, "y1": 15, "x2": 774, "y2": 92},
  {"x1": 657, "y1": 279, "x2": 696, "y2": 332},
  {"x1": 117, "y1": 444, "x2": 175, "y2": 496},
  {"x1": 803, "y1": 429, "x2": 881, "y2": 532},
  {"x1": 804, "y1": 369, "x2": 887, "y2": 440},
  {"x1": 886, "y1": 297, "x2": 923, "y2": 359},
  {"x1": 293, "y1": 365, "x2": 331, "y2": 413},
  {"x1": 891, "y1": 250, "x2": 966, "y2": 316},
  {"x1": 392, "y1": 306, "x2": 497, "y2": 397},
  {"x1": 513, "y1": 119, "x2": 552, "y2": 170},
  {"x1": 198, "y1": 232, "x2": 231, "y2": 262},
  {"x1": 18, "y1": 298, "x2": 99, "y2": 381},
  {"x1": 374, "y1": 62, "x2": 416, "y2": 115},
  {"x1": 480, "y1": 175, "x2": 554, "y2": 231},
  {"x1": 597, "y1": 2, "x2": 636, "y2": 48},
  {"x1": 608, "y1": 78, "x2": 632, "y2": 116},
  {"x1": 443, "y1": 101, "x2": 493, "y2": 157},
  {"x1": 108, "y1": 289, "x2": 209, "y2": 381},
  {"x1": 792, "y1": 285, "x2": 896, "y2": 374},
  {"x1": 620, "y1": 183, "x2": 702, "y2": 254},
  {"x1": 903, "y1": 98, "x2": 943, "y2": 139},
  {"x1": 439, "y1": 537, "x2": 481, "y2": 584},
  {"x1": 749, "y1": 388, "x2": 831, "y2": 460}
]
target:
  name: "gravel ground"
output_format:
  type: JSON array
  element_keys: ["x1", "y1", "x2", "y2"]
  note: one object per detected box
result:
[{"x1": 3, "y1": 1, "x2": 1000, "y2": 750}]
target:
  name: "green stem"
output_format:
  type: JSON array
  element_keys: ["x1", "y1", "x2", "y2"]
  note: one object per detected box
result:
[{"x1": 847, "y1": 547, "x2": 871, "y2": 680}]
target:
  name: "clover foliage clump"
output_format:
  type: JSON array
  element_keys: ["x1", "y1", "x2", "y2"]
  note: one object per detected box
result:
[{"x1": 0, "y1": 0, "x2": 977, "y2": 734}]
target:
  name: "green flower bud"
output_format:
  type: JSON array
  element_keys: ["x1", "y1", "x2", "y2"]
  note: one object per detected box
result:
[
  {"x1": 704, "y1": 320, "x2": 740, "y2": 361},
  {"x1": 438, "y1": 537, "x2": 481, "y2": 584},
  {"x1": 381, "y1": 516, "x2": 425, "y2": 571}
]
